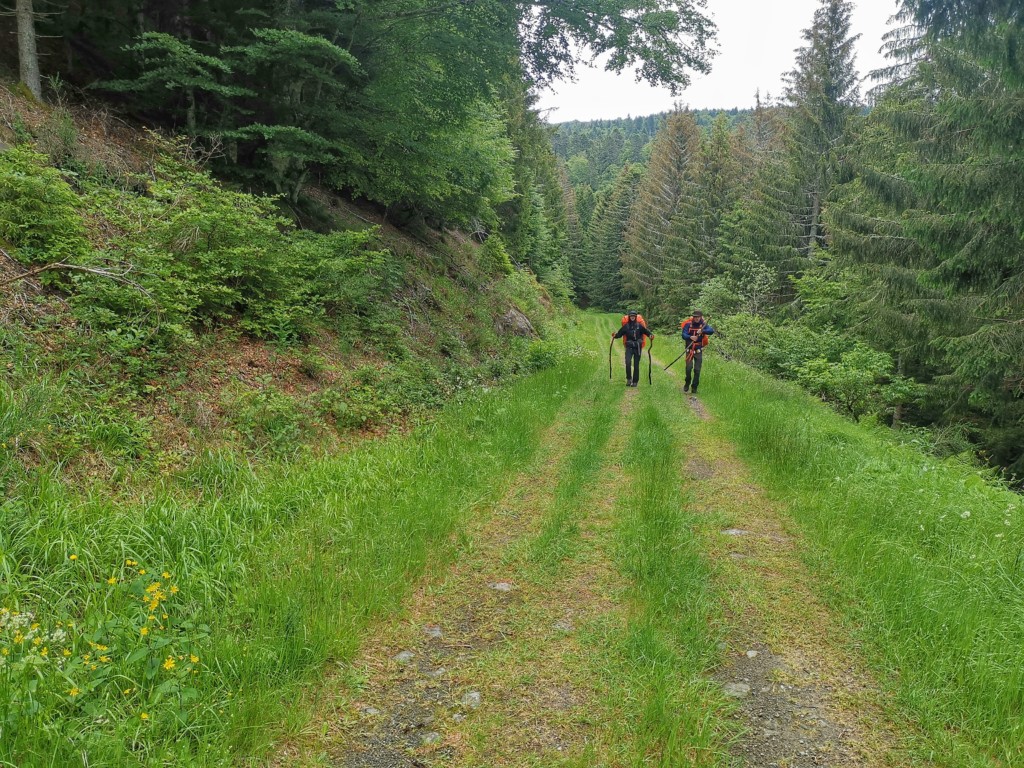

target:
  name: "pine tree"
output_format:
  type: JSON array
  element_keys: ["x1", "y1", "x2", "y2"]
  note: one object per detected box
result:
[
  {"x1": 620, "y1": 111, "x2": 701, "y2": 317},
  {"x1": 783, "y1": 0, "x2": 862, "y2": 257},
  {"x1": 584, "y1": 165, "x2": 643, "y2": 310}
]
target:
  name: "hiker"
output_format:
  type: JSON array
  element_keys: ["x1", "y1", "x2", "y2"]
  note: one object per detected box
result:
[
  {"x1": 681, "y1": 310, "x2": 715, "y2": 394},
  {"x1": 612, "y1": 310, "x2": 653, "y2": 387}
]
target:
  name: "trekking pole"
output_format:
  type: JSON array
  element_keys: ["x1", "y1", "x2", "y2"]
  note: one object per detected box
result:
[
  {"x1": 608, "y1": 338, "x2": 614, "y2": 380},
  {"x1": 664, "y1": 348, "x2": 686, "y2": 371},
  {"x1": 647, "y1": 335, "x2": 653, "y2": 386}
]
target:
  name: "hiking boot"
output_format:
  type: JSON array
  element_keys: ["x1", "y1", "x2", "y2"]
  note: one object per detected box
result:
[
  {"x1": 691, "y1": 388, "x2": 698, "y2": 395},
  {"x1": 683, "y1": 385, "x2": 690, "y2": 393}
]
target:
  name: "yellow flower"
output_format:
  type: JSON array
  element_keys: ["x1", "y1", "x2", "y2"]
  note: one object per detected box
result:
[
  {"x1": 69, "y1": 687, "x2": 80, "y2": 697},
  {"x1": 162, "y1": 656, "x2": 176, "y2": 671},
  {"x1": 126, "y1": 559, "x2": 137, "y2": 566},
  {"x1": 138, "y1": 569, "x2": 147, "y2": 575},
  {"x1": 32, "y1": 637, "x2": 41, "y2": 647},
  {"x1": 148, "y1": 615, "x2": 155, "y2": 622},
  {"x1": 107, "y1": 577, "x2": 117, "y2": 585},
  {"x1": 69, "y1": 554, "x2": 78, "y2": 561},
  {"x1": 40, "y1": 647, "x2": 48, "y2": 657},
  {"x1": 13, "y1": 633, "x2": 23, "y2": 644},
  {"x1": 139, "y1": 627, "x2": 149, "y2": 637},
  {"x1": 62, "y1": 648, "x2": 71, "y2": 657},
  {"x1": 162, "y1": 613, "x2": 169, "y2": 620},
  {"x1": 99, "y1": 656, "x2": 110, "y2": 663},
  {"x1": 145, "y1": 582, "x2": 160, "y2": 594},
  {"x1": 140, "y1": 712, "x2": 149, "y2": 720},
  {"x1": 162, "y1": 571, "x2": 171, "y2": 579},
  {"x1": 170, "y1": 585, "x2": 179, "y2": 594},
  {"x1": 1, "y1": 648, "x2": 9, "y2": 656},
  {"x1": 190, "y1": 654, "x2": 199, "y2": 664},
  {"x1": 123, "y1": 688, "x2": 132, "y2": 695}
]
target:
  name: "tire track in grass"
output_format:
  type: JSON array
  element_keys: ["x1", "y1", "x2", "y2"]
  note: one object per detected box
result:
[
  {"x1": 278, "y1": 356, "x2": 628, "y2": 767},
  {"x1": 656, "y1": 355, "x2": 918, "y2": 767}
]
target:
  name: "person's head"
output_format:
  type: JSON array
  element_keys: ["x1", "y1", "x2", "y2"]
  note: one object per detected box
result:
[
  {"x1": 628, "y1": 310, "x2": 638, "y2": 320},
  {"x1": 692, "y1": 310, "x2": 703, "y2": 322}
]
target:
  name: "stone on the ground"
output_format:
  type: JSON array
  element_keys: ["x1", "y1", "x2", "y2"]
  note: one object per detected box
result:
[
  {"x1": 421, "y1": 731, "x2": 442, "y2": 746},
  {"x1": 360, "y1": 705, "x2": 381, "y2": 716},
  {"x1": 746, "y1": 650, "x2": 759, "y2": 659},
  {"x1": 488, "y1": 581, "x2": 514, "y2": 592},
  {"x1": 424, "y1": 625, "x2": 443, "y2": 639},
  {"x1": 723, "y1": 682, "x2": 752, "y2": 698},
  {"x1": 426, "y1": 666, "x2": 447, "y2": 678},
  {"x1": 553, "y1": 619, "x2": 574, "y2": 632},
  {"x1": 461, "y1": 691, "x2": 482, "y2": 709},
  {"x1": 393, "y1": 650, "x2": 415, "y2": 665},
  {"x1": 721, "y1": 528, "x2": 750, "y2": 536}
]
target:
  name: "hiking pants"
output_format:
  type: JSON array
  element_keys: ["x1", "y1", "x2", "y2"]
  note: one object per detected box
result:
[
  {"x1": 685, "y1": 350, "x2": 703, "y2": 391},
  {"x1": 625, "y1": 345, "x2": 643, "y2": 384}
]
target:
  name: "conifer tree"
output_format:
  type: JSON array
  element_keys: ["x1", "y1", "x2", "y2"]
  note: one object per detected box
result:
[
  {"x1": 620, "y1": 111, "x2": 701, "y2": 317},
  {"x1": 585, "y1": 165, "x2": 643, "y2": 310},
  {"x1": 783, "y1": 0, "x2": 862, "y2": 257}
]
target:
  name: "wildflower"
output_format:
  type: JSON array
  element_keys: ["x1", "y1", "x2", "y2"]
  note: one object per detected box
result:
[
  {"x1": 190, "y1": 654, "x2": 199, "y2": 664},
  {"x1": 140, "y1": 627, "x2": 149, "y2": 637},
  {"x1": 162, "y1": 656, "x2": 176, "y2": 671},
  {"x1": 162, "y1": 572, "x2": 171, "y2": 579},
  {"x1": 170, "y1": 585, "x2": 179, "y2": 594},
  {"x1": 99, "y1": 656, "x2": 110, "y2": 663},
  {"x1": 40, "y1": 647, "x2": 48, "y2": 657},
  {"x1": 138, "y1": 569, "x2": 147, "y2": 575},
  {"x1": 62, "y1": 648, "x2": 71, "y2": 657},
  {"x1": 123, "y1": 688, "x2": 132, "y2": 695},
  {"x1": 69, "y1": 687, "x2": 80, "y2": 697},
  {"x1": 126, "y1": 559, "x2": 137, "y2": 566},
  {"x1": 107, "y1": 577, "x2": 117, "y2": 585},
  {"x1": 1, "y1": 648, "x2": 8, "y2": 656},
  {"x1": 140, "y1": 712, "x2": 149, "y2": 720},
  {"x1": 69, "y1": 554, "x2": 78, "y2": 561},
  {"x1": 148, "y1": 615, "x2": 155, "y2": 622},
  {"x1": 146, "y1": 582, "x2": 161, "y2": 594},
  {"x1": 961, "y1": 511, "x2": 971, "y2": 519},
  {"x1": 162, "y1": 613, "x2": 168, "y2": 620},
  {"x1": 32, "y1": 637, "x2": 41, "y2": 646}
]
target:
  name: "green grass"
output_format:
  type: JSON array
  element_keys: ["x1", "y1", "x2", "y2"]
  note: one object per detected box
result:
[
  {"x1": 0, "y1": 343, "x2": 593, "y2": 766},
  {"x1": 701, "y1": 357, "x2": 1024, "y2": 766},
  {"x1": 528, "y1": 339, "x2": 624, "y2": 568},
  {"x1": 575, "y1": 314, "x2": 729, "y2": 767}
]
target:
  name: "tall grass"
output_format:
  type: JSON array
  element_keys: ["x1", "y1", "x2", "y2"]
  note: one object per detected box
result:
[
  {"x1": 0, "y1": 354, "x2": 592, "y2": 765},
  {"x1": 586, "y1": 339, "x2": 728, "y2": 767},
  {"x1": 703, "y1": 359, "x2": 1024, "y2": 764}
]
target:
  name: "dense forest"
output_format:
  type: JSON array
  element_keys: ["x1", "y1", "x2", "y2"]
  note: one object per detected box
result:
[{"x1": 556, "y1": 0, "x2": 1024, "y2": 480}]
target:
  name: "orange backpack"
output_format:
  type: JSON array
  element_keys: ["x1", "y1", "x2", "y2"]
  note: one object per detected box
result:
[
  {"x1": 621, "y1": 314, "x2": 648, "y2": 348},
  {"x1": 681, "y1": 317, "x2": 710, "y2": 348}
]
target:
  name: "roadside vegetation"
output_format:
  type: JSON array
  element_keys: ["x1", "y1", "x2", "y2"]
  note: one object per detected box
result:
[{"x1": 702, "y1": 357, "x2": 1024, "y2": 765}]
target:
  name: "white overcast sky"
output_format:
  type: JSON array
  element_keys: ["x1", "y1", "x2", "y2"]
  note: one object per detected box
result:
[{"x1": 536, "y1": 0, "x2": 901, "y2": 122}]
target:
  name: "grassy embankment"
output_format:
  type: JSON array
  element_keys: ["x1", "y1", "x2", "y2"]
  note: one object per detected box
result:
[
  {"x1": 701, "y1": 358, "x2": 1024, "y2": 766},
  {"x1": 0, "y1": 335, "x2": 593, "y2": 766}
]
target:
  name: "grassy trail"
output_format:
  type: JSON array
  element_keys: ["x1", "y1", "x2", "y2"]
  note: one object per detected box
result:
[
  {"x1": 12, "y1": 312, "x2": 1017, "y2": 766},
  {"x1": 289, "y1": 314, "x2": 1019, "y2": 768}
]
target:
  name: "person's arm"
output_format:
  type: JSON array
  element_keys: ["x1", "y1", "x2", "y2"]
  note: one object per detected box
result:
[
  {"x1": 643, "y1": 326, "x2": 654, "y2": 338},
  {"x1": 612, "y1": 326, "x2": 625, "y2": 340},
  {"x1": 703, "y1": 323, "x2": 715, "y2": 335}
]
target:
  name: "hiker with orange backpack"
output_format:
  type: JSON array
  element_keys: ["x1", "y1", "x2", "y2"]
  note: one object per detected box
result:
[
  {"x1": 680, "y1": 310, "x2": 714, "y2": 394},
  {"x1": 611, "y1": 310, "x2": 653, "y2": 387}
]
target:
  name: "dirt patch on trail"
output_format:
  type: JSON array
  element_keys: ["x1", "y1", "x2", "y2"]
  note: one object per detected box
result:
[{"x1": 692, "y1": 436, "x2": 903, "y2": 768}]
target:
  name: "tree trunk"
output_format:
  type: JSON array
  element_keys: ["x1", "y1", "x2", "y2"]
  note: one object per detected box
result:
[{"x1": 16, "y1": 0, "x2": 42, "y2": 100}]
